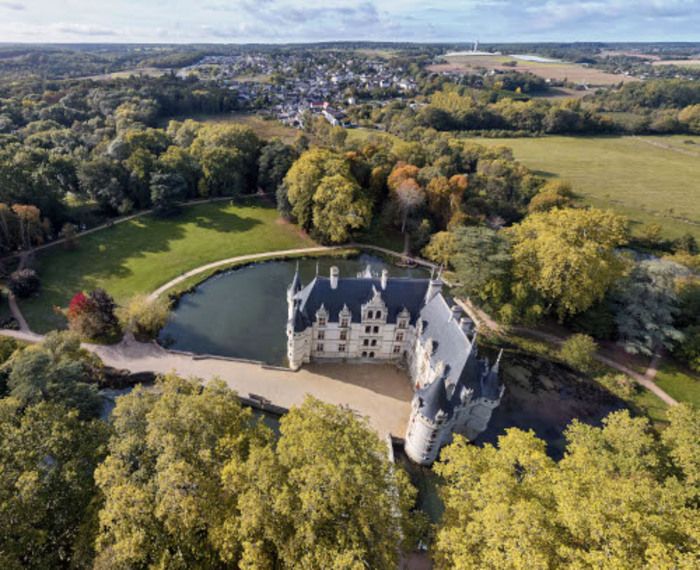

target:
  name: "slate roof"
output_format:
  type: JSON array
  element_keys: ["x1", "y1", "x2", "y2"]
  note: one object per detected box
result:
[{"x1": 291, "y1": 276, "x2": 430, "y2": 332}]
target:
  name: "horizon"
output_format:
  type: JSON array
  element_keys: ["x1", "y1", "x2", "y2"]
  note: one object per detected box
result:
[{"x1": 1, "y1": 1, "x2": 699, "y2": 44}]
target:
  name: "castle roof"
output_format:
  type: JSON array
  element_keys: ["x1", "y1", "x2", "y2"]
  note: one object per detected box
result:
[{"x1": 291, "y1": 275, "x2": 430, "y2": 332}]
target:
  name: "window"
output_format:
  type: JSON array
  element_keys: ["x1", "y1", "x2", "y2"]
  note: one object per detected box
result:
[
  {"x1": 365, "y1": 325, "x2": 371, "y2": 334},
  {"x1": 370, "y1": 339, "x2": 377, "y2": 347},
  {"x1": 317, "y1": 343, "x2": 324, "y2": 352},
  {"x1": 369, "y1": 351, "x2": 375, "y2": 358},
  {"x1": 373, "y1": 326, "x2": 379, "y2": 334},
  {"x1": 396, "y1": 332, "x2": 404, "y2": 342},
  {"x1": 362, "y1": 351, "x2": 368, "y2": 357},
  {"x1": 340, "y1": 330, "x2": 347, "y2": 341},
  {"x1": 340, "y1": 318, "x2": 349, "y2": 328},
  {"x1": 318, "y1": 317, "x2": 326, "y2": 327},
  {"x1": 398, "y1": 320, "x2": 407, "y2": 329},
  {"x1": 339, "y1": 344, "x2": 346, "y2": 352},
  {"x1": 375, "y1": 311, "x2": 382, "y2": 319},
  {"x1": 367, "y1": 310, "x2": 374, "y2": 319},
  {"x1": 317, "y1": 331, "x2": 325, "y2": 340},
  {"x1": 363, "y1": 339, "x2": 369, "y2": 347},
  {"x1": 393, "y1": 344, "x2": 401, "y2": 354}
]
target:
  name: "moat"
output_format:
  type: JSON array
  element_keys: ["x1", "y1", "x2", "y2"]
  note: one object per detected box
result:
[{"x1": 159, "y1": 253, "x2": 427, "y2": 365}]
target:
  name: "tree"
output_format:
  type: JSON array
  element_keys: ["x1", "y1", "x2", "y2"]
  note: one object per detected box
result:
[
  {"x1": 0, "y1": 400, "x2": 108, "y2": 570},
  {"x1": 451, "y1": 226, "x2": 512, "y2": 300},
  {"x1": 508, "y1": 208, "x2": 629, "y2": 320},
  {"x1": 394, "y1": 178, "x2": 425, "y2": 234},
  {"x1": 149, "y1": 172, "x2": 187, "y2": 217},
  {"x1": 66, "y1": 289, "x2": 120, "y2": 341},
  {"x1": 11, "y1": 204, "x2": 44, "y2": 250},
  {"x1": 610, "y1": 259, "x2": 685, "y2": 356},
  {"x1": 4, "y1": 331, "x2": 103, "y2": 419},
  {"x1": 311, "y1": 174, "x2": 372, "y2": 243},
  {"x1": 59, "y1": 222, "x2": 78, "y2": 249},
  {"x1": 284, "y1": 148, "x2": 352, "y2": 230},
  {"x1": 7, "y1": 268, "x2": 40, "y2": 298},
  {"x1": 116, "y1": 294, "x2": 170, "y2": 340},
  {"x1": 422, "y1": 231, "x2": 457, "y2": 267},
  {"x1": 94, "y1": 374, "x2": 270, "y2": 569},
  {"x1": 221, "y1": 396, "x2": 420, "y2": 569},
  {"x1": 433, "y1": 409, "x2": 700, "y2": 569},
  {"x1": 559, "y1": 333, "x2": 597, "y2": 372},
  {"x1": 527, "y1": 180, "x2": 575, "y2": 213},
  {"x1": 258, "y1": 139, "x2": 297, "y2": 194}
]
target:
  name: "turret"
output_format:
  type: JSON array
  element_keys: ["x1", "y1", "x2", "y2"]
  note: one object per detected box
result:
[
  {"x1": 381, "y1": 268, "x2": 389, "y2": 290},
  {"x1": 330, "y1": 266, "x2": 339, "y2": 289}
]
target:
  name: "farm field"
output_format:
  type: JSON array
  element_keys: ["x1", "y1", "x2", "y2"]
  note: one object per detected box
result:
[
  {"x1": 475, "y1": 135, "x2": 700, "y2": 240},
  {"x1": 19, "y1": 200, "x2": 314, "y2": 333},
  {"x1": 428, "y1": 53, "x2": 637, "y2": 86}
]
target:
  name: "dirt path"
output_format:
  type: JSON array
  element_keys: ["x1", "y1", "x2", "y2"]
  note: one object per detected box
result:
[{"x1": 631, "y1": 135, "x2": 700, "y2": 158}]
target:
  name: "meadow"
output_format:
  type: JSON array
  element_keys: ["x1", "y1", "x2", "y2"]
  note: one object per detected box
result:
[
  {"x1": 428, "y1": 53, "x2": 637, "y2": 87},
  {"x1": 476, "y1": 135, "x2": 700, "y2": 240},
  {"x1": 20, "y1": 200, "x2": 314, "y2": 333}
]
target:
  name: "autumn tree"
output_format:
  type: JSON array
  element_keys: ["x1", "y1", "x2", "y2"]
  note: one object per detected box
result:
[
  {"x1": 433, "y1": 408, "x2": 700, "y2": 569},
  {"x1": 508, "y1": 207, "x2": 629, "y2": 319},
  {"x1": 311, "y1": 174, "x2": 372, "y2": 243},
  {"x1": 527, "y1": 180, "x2": 575, "y2": 213},
  {"x1": 11, "y1": 204, "x2": 44, "y2": 250},
  {"x1": 66, "y1": 289, "x2": 120, "y2": 341},
  {"x1": 116, "y1": 294, "x2": 170, "y2": 340}
]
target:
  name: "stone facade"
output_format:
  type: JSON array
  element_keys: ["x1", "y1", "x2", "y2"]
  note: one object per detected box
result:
[{"x1": 287, "y1": 265, "x2": 503, "y2": 465}]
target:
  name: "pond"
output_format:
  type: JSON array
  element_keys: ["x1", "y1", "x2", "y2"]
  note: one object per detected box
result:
[{"x1": 159, "y1": 253, "x2": 429, "y2": 366}]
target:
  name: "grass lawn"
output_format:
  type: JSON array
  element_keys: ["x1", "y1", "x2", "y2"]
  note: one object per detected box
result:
[
  {"x1": 21, "y1": 200, "x2": 315, "y2": 333},
  {"x1": 170, "y1": 112, "x2": 300, "y2": 144},
  {"x1": 653, "y1": 362, "x2": 700, "y2": 407},
  {"x1": 476, "y1": 135, "x2": 700, "y2": 241}
]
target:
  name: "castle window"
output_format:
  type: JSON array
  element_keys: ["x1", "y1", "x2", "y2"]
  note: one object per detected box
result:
[
  {"x1": 367, "y1": 310, "x2": 374, "y2": 319},
  {"x1": 365, "y1": 325, "x2": 371, "y2": 334},
  {"x1": 363, "y1": 339, "x2": 369, "y2": 347},
  {"x1": 362, "y1": 351, "x2": 368, "y2": 357},
  {"x1": 340, "y1": 330, "x2": 347, "y2": 341},
  {"x1": 370, "y1": 339, "x2": 377, "y2": 347},
  {"x1": 396, "y1": 332, "x2": 404, "y2": 342},
  {"x1": 375, "y1": 311, "x2": 382, "y2": 319},
  {"x1": 340, "y1": 317, "x2": 349, "y2": 328},
  {"x1": 316, "y1": 343, "x2": 324, "y2": 352},
  {"x1": 369, "y1": 351, "x2": 375, "y2": 358},
  {"x1": 373, "y1": 326, "x2": 379, "y2": 334},
  {"x1": 393, "y1": 345, "x2": 401, "y2": 354},
  {"x1": 338, "y1": 344, "x2": 346, "y2": 352},
  {"x1": 398, "y1": 319, "x2": 407, "y2": 329},
  {"x1": 317, "y1": 331, "x2": 325, "y2": 340},
  {"x1": 318, "y1": 317, "x2": 326, "y2": 327}
]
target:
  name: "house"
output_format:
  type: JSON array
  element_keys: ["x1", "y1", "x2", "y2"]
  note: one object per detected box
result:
[{"x1": 286, "y1": 265, "x2": 504, "y2": 465}]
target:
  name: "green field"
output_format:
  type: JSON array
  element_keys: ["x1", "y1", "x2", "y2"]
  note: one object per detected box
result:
[
  {"x1": 20, "y1": 201, "x2": 314, "y2": 333},
  {"x1": 653, "y1": 363, "x2": 700, "y2": 408},
  {"x1": 476, "y1": 135, "x2": 700, "y2": 240}
]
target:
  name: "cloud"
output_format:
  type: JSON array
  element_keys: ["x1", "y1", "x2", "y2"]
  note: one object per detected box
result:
[
  {"x1": 0, "y1": 1, "x2": 25, "y2": 10},
  {"x1": 51, "y1": 23, "x2": 120, "y2": 36}
]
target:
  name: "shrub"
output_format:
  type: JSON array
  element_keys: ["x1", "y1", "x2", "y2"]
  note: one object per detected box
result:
[
  {"x1": 560, "y1": 333, "x2": 598, "y2": 373},
  {"x1": 675, "y1": 325, "x2": 700, "y2": 372},
  {"x1": 117, "y1": 294, "x2": 170, "y2": 340},
  {"x1": 7, "y1": 268, "x2": 40, "y2": 298},
  {"x1": 66, "y1": 289, "x2": 120, "y2": 341},
  {"x1": 596, "y1": 373, "x2": 638, "y2": 399}
]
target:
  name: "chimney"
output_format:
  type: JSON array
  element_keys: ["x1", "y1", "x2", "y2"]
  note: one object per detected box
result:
[
  {"x1": 459, "y1": 317, "x2": 473, "y2": 335},
  {"x1": 330, "y1": 266, "x2": 339, "y2": 289},
  {"x1": 450, "y1": 305, "x2": 461, "y2": 321},
  {"x1": 381, "y1": 269, "x2": 389, "y2": 290},
  {"x1": 425, "y1": 279, "x2": 442, "y2": 302}
]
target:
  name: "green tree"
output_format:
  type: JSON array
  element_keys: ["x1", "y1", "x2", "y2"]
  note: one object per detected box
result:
[
  {"x1": 434, "y1": 409, "x2": 700, "y2": 569},
  {"x1": 559, "y1": 333, "x2": 598, "y2": 372},
  {"x1": 150, "y1": 172, "x2": 187, "y2": 217},
  {"x1": 451, "y1": 226, "x2": 512, "y2": 300},
  {"x1": 94, "y1": 374, "x2": 270, "y2": 569},
  {"x1": 508, "y1": 207, "x2": 629, "y2": 319},
  {"x1": 116, "y1": 294, "x2": 170, "y2": 340},
  {"x1": 258, "y1": 139, "x2": 297, "y2": 194},
  {"x1": 221, "y1": 396, "x2": 420, "y2": 569},
  {"x1": 311, "y1": 174, "x2": 372, "y2": 243},
  {"x1": 4, "y1": 331, "x2": 103, "y2": 419},
  {"x1": 0, "y1": 400, "x2": 108, "y2": 570},
  {"x1": 422, "y1": 231, "x2": 457, "y2": 267}
]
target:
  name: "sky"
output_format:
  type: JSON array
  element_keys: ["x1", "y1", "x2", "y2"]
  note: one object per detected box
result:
[{"x1": 0, "y1": 0, "x2": 699, "y2": 44}]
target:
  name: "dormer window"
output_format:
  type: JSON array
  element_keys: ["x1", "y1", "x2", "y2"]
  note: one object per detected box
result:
[
  {"x1": 396, "y1": 332, "x2": 404, "y2": 342},
  {"x1": 398, "y1": 319, "x2": 407, "y2": 329},
  {"x1": 318, "y1": 317, "x2": 326, "y2": 327},
  {"x1": 367, "y1": 310, "x2": 374, "y2": 319},
  {"x1": 375, "y1": 310, "x2": 382, "y2": 319},
  {"x1": 340, "y1": 317, "x2": 349, "y2": 328}
]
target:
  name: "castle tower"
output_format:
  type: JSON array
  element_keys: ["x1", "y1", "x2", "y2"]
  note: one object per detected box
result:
[{"x1": 404, "y1": 375, "x2": 453, "y2": 465}]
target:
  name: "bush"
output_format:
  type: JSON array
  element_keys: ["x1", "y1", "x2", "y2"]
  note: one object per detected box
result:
[
  {"x1": 7, "y1": 268, "x2": 40, "y2": 298},
  {"x1": 117, "y1": 294, "x2": 170, "y2": 340},
  {"x1": 675, "y1": 325, "x2": 700, "y2": 372},
  {"x1": 560, "y1": 333, "x2": 598, "y2": 372},
  {"x1": 596, "y1": 373, "x2": 638, "y2": 399},
  {"x1": 66, "y1": 289, "x2": 120, "y2": 341}
]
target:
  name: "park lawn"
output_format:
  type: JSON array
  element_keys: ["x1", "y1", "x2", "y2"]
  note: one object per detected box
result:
[
  {"x1": 475, "y1": 135, "x2": 700, "y2": 241},
  {"x1": 653, "y1": 362, "x2": 700, "y2": 407},
  {"x1": 20, "y1": 201, "x2": 315, "y2": 333}
]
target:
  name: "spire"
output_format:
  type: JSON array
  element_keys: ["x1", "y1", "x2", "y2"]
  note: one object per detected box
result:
[{"x1": 289, "y1": 260, "x2": 302, "y2": 294}]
